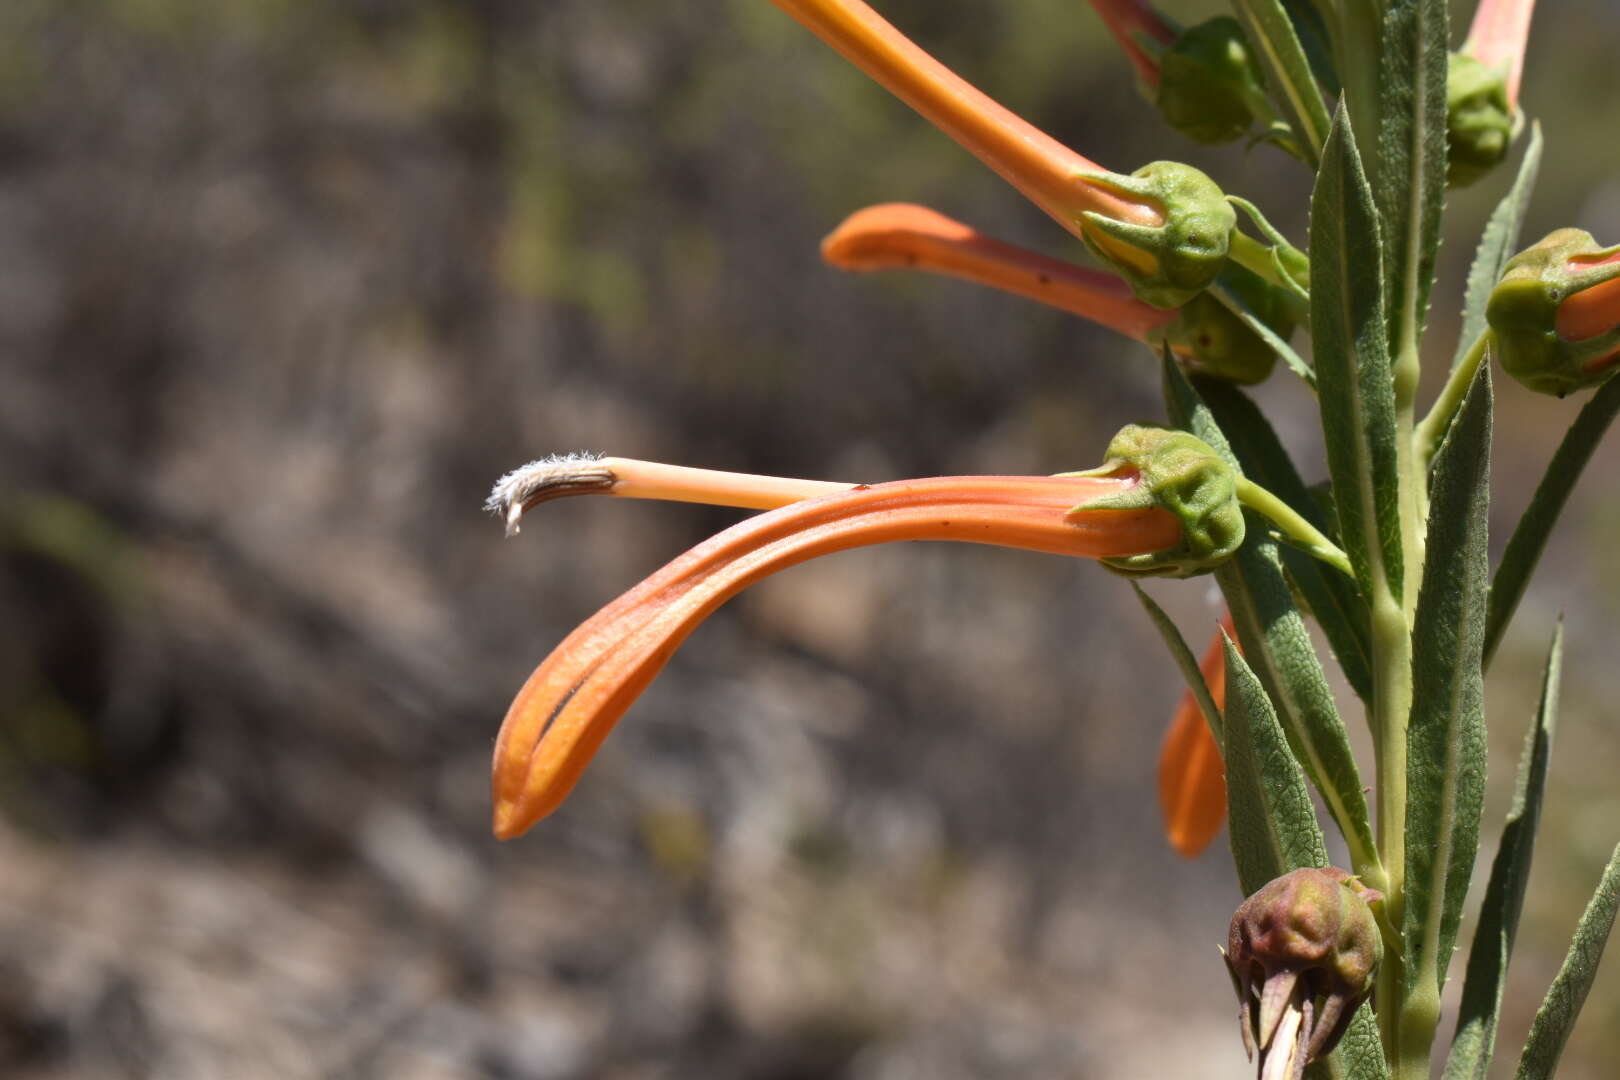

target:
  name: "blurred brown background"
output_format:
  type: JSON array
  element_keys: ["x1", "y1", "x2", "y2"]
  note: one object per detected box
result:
[{"x1": 2, "y1": 1, "x2": 1618, "y2": 1077}]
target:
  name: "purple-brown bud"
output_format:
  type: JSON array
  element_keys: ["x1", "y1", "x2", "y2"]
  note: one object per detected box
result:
[{"x1": 1224, "y1": 868, "x2": 1383, "y2": 1076}]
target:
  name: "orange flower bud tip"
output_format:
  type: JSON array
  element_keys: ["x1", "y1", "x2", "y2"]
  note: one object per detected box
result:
[{"x1": 1557, "y1": 253, "x2": 1620, "y2": 344}]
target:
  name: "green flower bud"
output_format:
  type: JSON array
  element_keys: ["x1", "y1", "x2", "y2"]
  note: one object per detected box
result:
[
  {"x1": 1447, "y1": 52, "x2": 1515, "y2": 188},
  {"x1": 1067, "y1": 425, "x2": 1243, "y2": 577},
  {"x1": 1155, "y1": 17, "x2": 1267, "y2": 145},
  {"x1": 1148, "y1": 263, "x2": 1297, "y2": 385},
  {"x1": 1488, "y1": 228, "x2": 1620, "y2": 396},
  {"x1": 1225, "y1": 868, "x2": 1384, "y2": 1071},
  {"x1": 1149, "y1": 292, "x2": 1275, "y2": 384},
  {"x1": 1079, "y1": 161, "x2": 1236, "y2": 309}
]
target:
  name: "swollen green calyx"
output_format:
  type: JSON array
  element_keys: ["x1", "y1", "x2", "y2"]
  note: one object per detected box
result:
[
  {"x1": 1078, "y1": 161, "x2": 1236, "y2": 309},
  {"x1": 1155, "y1": 17, "x2": 1268, "y2": 145},
  {"x1": 1447, "y1": 53, "x2": 1515, "y2": 188},
  {"x1": 1488, "y1": 228, "x2": 1620, "y2": 396},
  {"x1": 1066, "y1": 425, "x2": 1243, "y2": 577}
]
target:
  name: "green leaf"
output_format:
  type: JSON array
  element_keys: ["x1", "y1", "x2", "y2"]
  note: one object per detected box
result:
[
  {"x1": 1306, "y1": 1004, "x2": 1391, "y2": 1080},
  {"x1": 1485, "y1": 372, "x2": 1620, "y2": 666},
  {"x1": 1375, "y1": 0, "x2": 1449, "y2": 361},
  {"x1": 1131, "y1": 583, "x2": 1223, "y2": 747},
  {"x1": 1310, "y1": 106, "x2": 1404, "y2": 606},
  {"x1": 1444, "y1": 623, "x2": 1563, "y2": 1080},
  {"x1": 1220, "y1": 635, "x2": 1328, "y2": 896},
  {"x1": 1165, "y1": 361, "x2": 1378, "y2": 878},
  {"x1": 1514, "y1": 843, "x2": 1620, "y2": 1080},
  {"x1": 1191, "y1": 377, "x2": 1374, "y2": 702},
  {"x1": 1279, "y1": 0, "x2": 1339, "y2": 96},
  {"x1": 1452, "y1": 123, "x2": 1544, "y2": 372},
  {"x1": 1230, "y1": 0, "x2": 1334, "y2": 166},
  {"x1": 1404, "y1": 364, "x2": 1492, "y2": 997}
]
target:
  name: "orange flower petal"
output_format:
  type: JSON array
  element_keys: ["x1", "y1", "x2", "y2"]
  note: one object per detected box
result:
[{"x1": 1157, "y1": 617, "x2": 1231, "y2": 857}]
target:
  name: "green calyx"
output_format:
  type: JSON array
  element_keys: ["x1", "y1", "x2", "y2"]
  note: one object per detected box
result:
[
  {"x1": 1078, "y1": 161, "x2": 1236, "y2": 309},
  {"x1": 1155, "y1": 17, "x2": 1267, "y2": 145},
  {"x1": 1447, "y1": 53, "x2": 1516, "y2": 188},
  {"x1": 1147, "y1": 262, "x2": 1294, "y2": 384},
  {"x1": 1488, "y1": 228, "x2": 1620, "y2": 396},
  {"x1": 1067, "y1": 425, "x2": 1243, "y2": 577}
]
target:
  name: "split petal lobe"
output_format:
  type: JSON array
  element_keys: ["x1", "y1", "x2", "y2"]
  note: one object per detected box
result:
[
  {"x1": 492, "y1": 475, "x2": 1181, "y2": 838},
  {"x1": 821, "y1": 204, "x2": 1178, "y2": 342},
  {"x1": 1158, "y1": 619, "x2": 1230, "y2": 856}
]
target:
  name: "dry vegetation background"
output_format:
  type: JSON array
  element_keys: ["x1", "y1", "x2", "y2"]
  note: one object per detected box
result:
[{"x1": 2, "y1": 1, "x2": 1619, "y2": 1077}]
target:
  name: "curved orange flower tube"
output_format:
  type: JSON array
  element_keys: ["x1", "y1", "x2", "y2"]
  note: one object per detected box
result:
[
  {"x1": 490, "y1": 465, "x2": 1182, "y2": 839},
  {"x1": 769, "y1": 0, "x2": 1162, "y2": 233},
  {"x1": 1157, "y1": 618, "x2": 1232, "y2": 857},
  {"x1": 821, "y1": 203, "x2": 1178, "y2": 343}
]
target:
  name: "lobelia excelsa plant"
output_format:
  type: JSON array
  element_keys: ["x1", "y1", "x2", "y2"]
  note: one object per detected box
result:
[{"x1": 483, "y1": 0, "x2": 1620, "y2": 1077}]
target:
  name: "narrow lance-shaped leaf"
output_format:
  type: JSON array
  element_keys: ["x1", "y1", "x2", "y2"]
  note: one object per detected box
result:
[
  {"x1": 1376, "y1": 0, "x2": 1450, "y2": 362},
  {"x1": 1230, "y1": 0, "x2": 1334, "y2": 165},
  {"x1": 1279, "y1": 0, "x2": 1339, "y2": 95},
  {"x1": 1131, "y1": 583, "x2": 1223, "y2": 747},
  {"x1": 1514, "y1": 843, "x2": 1620, "y2": 1080},
  {"x1": 1222, "y1": 638, "x2": 1387, "y2": 1080},
  {"x1": 1444, "y1": 622, "x2": 1563, "y2": 1080},
  {"x1": 1165, "y1": 360, "x2": 1379, "y2": 880},
  {"x1": 1452, "y1": 123, "x2": 1544, "y2": 371},
  {"x1": 1311, "y1": 104, "x2": 1403, "y2": 605},
  {"x1": 1485, "y1": 373, "x2": 1620, "y2": 666},
  {"x1": 1404, "y1": 364, "x2": 1493, "y2": 998},
  {"x1": 1221, "y1": 636, "x2": 1327, "y2": 895},
  {"x1": 1192, "y1": 376, "x2": 1374, "y2": 702}
]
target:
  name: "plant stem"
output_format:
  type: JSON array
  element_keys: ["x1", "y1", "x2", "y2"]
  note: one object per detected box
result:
[
  {"x1": 1414, "y1": 331, "x2": 1491, "y2": 468},
  {"x1": 1379, "y1": 268, "x2": 1430, "y2": 1077},
  {"x1": 1234, "y1": 478, "x2": 1354, "y2": 577}
]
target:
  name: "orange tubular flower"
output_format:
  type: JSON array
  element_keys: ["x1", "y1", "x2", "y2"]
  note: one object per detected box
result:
[
  {"x1": 1464, "y1": 0, "x2": 1537, "y2": 106},
  {"x1": 487, "y1": 459, "x2": 1182, "y2": 840},
  {"x1": 771, "y1": 0, "x2": 1157, "y2": 232},
  {"x1": 1086, "y1": 0, "x2": 1180, "y2": 90},
  {"x1": 821, "y1": 203, "x2": 1281, "y2": 385},
  {"x1": 768, "y1": 0, "x2": 1236, "y2": 309},
  {"x1": 1555, "y1": 248, "x2": 1620, "y2": 348},
  {"x1": 1157, "y1": 618, "x2": 1231, "y2": 858},
  {"x1": 821, "y1": 203, "x2": 1178, "y2": 343}
]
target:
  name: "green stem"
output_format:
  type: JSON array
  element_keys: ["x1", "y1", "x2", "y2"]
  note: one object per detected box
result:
[
  {"x1": 1379, "y1": 245, "x2": 1430, "y2": 1079},
  {"x1": 1414, "y1": 331, "x2": 1492, "y2": 469},
  {"x1": 1234, "y1": 477, "x2": 1354, "y2": 577},
  {"x1": 1231, "y1": 228, "x2": 1308, "y2": 312},
  {"x1": 1371, "y1": 590, "x2": 1414, "y2": 1063}
]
